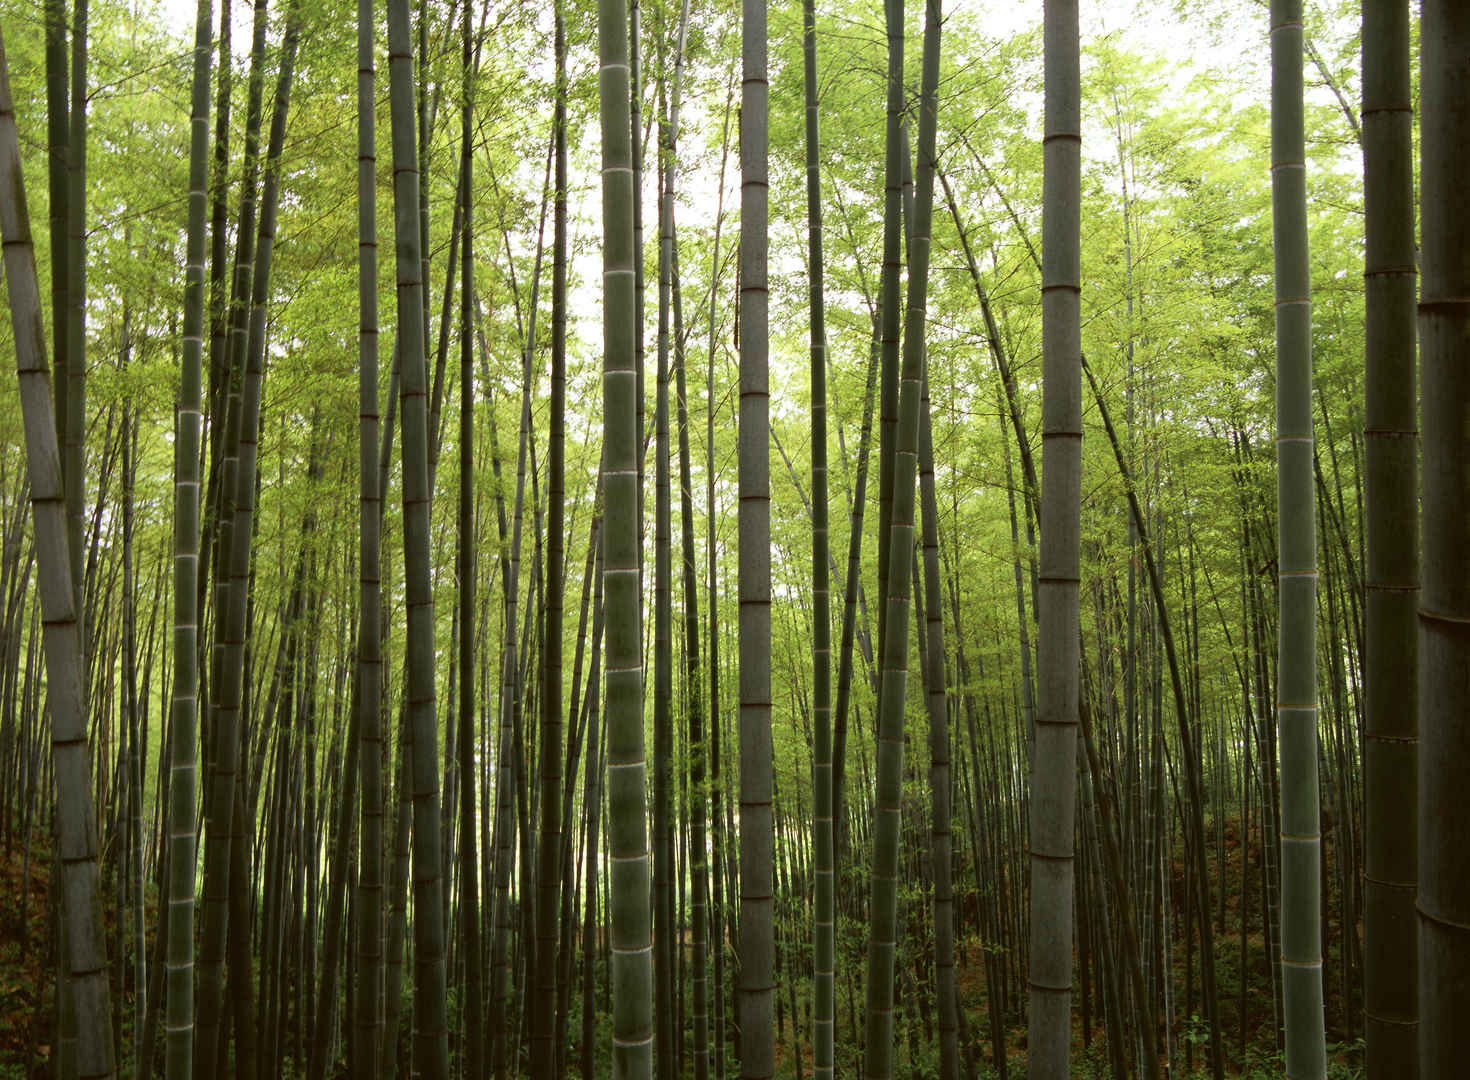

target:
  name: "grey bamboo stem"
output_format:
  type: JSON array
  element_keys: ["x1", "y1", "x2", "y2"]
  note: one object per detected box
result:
[
  {"x1": 1270, "y1": 3, "x2": 1327, "y2": 1076},
  {"x1": 386, "y1": 0, "x2": 450, "y2": 1067},
  {"x1": 1027, "y1": 0, "x2": 1082, "y2": 1074},
  {"x1": 598, "y1": 0, "x2": 654, "y2": 1069},
  {"x1": 1418, "y1": 3, "x2": 1470, "y2": 1075},
  {"x1": 1361, "y1": 0, "x2": 1418, "y2": 1074},
  {"x1": 0, "y1": 30, "x2": 116, "y2": 1080}
]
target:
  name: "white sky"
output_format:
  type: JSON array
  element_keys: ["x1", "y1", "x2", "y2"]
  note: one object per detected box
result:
[{"x1": 150, "y1": 0, "x2": 1276, "y2": 90}]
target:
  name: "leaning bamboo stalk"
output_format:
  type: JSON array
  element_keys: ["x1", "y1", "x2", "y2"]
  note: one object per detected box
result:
[
  {"x1": 455, "y1": 0, "x2": 485, "y2": 1075},
  {"x1": 352, "y1": 0, "x2": 383, "y2": 1063},
  {"x1": 161, "y1": 0, "x2": 213, "y2": 1074},
  {"x1": 864, "y1": 2, "x2": 941, "y2": 1076},
  {"x1": 653, "y1": 5, "x2": 692, "y2": 1073},
  {"x1": 0, "y1": 30, "x2": 116, "y2": 1080},
  {"x1": 802, "y1": 0, "x2": 835, "y2": 1070},
  {"x1": 916, "y1": 379, "x2": 958, "y2": 1079},
  {"x1": 386, "y1": 0, "x2": 450, "y2": 1063},
  {"x1": 530, "y1": 0, "x2": 567, "y2": 1069},
  {"x1": 194, "y1": 8, "x2": 302, "y2": 1070}
]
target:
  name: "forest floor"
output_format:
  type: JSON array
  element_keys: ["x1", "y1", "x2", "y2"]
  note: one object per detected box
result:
[
  {"x1": 0, "y1": 813, "x2": 1365, "y2": 1078},
  {"x1": 0, "y1": 834, "x2": 57, "y2": 1079},
  {"x1": 770, "y1": 812, "x2": 1365, "y2": 1078}
]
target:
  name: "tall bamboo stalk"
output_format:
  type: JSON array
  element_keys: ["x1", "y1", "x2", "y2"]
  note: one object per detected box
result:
[
  {"x1": 0, "y1": 31, "x2": 116, "y2": 1079},
  {"x1": 456, "y1": 0, "x2": 484, "y2": 1072},
  {"x1": 385, "y1": 0, "x2": 449, "y2": 1066},
  {"x1": 598, "y1": 0, "x2": 654, "y2": 1067},
  {"x1": 1270, "y1": 3, "x2": 1326, "y2": 1076},
  {"x1": 917, "y1": 385, "x2": 958, "y2": 1080},
  {"x1": 674, "y1": 236, "x2": 709, "y2": 1080},
  {"x1": 164, "y1": 0, "x2": 213, "y2": 1074},
  {"x1": 531, "y1": 0, "x2": 568, "y2": 1071},
  {"x1": 738, "y1": 0, "x2": 774, "y2": 1068},
  {"x1": 802, "y1": 0, "x2": 834, "y2": 1073},
  {"x1": 873, "y1": 0, "x2": 902, "y2": 676},
  {"x1": 1027, "y1": 0, "x2": 1082, "y2": 1073},
  {"x1": 43, "y1": 0, "x2": 68, "y2": 447},
  {"x1": 864, "y1": 3, "x2": 941, "y2": 1077},
  {"x1": 1361, "y1": 0, "x2": 1417, "y2": 1075},
  {"x1": 195, "y1": 7, "x2": 301, "y2": 1070},
  {"x1": 1418, "y1": 4, "x2": 1470, "y2": 1075},
  {"x1": 705, "y1": 70, "x2": 735, "y2": 1080},
  {"x1": 63, "y1": 0, "x2": 86, "y2": 640},
  {"x1": 353, "y1": 0, "x2": 383, "y2": 1064}
]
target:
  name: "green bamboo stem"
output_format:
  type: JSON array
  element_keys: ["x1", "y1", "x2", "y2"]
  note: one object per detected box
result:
[
  {"x1": 352, "y1": 0, "x2": 383, "y2": 1064},
  {"x1": 385, "y1": 0, "x2": 450, "y2": 1066},
  {"x1": 916, "y1": 379, "x2": 958, "y2": 1080},
  {"x1": 802, "y1": 0, "x2": 834, "y2": 1073},
  {"x1": 456, "y1": 0, "x2": 484, "y2": 1071},
  {"x1": 739, "y1": 0, "x2": 773, "y2": 1068},
  {"x1": 63, "y1": 0, "x2": 86, "y2": 643},
  {"x1": 531, "y1": 0, "x2": 568, "y2": 1069},
  {"x1": 195, "y1": 7, "x2": 301, "y2": 1071},
  {"x1": 671, "y1": 228, "x2": 709, "y2": 1080},
  {"x1": 167, "y1": 0, "x2": 213, "y2": 1074},
  {"x1": 873, "y1": 0, "x2": 902, "y2": 674}
]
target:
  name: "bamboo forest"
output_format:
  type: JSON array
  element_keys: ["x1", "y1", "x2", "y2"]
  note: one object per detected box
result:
[{"x1": 0, "y1": 0, "x2": 1465, "y2": 1075}]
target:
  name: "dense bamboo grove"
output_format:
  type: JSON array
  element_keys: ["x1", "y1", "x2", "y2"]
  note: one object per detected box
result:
[{"x1": 0, "y1": 0, "x2": 1463, "y2": 1077}]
